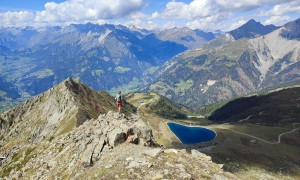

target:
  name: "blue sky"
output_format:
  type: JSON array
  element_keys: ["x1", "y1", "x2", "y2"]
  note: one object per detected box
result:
[
  {"x1": 0, "y1": 0, "x2": 299, "y2": 31},
  {"x1": 0, "y1": 0, "x2": 65, "y2": 11}
]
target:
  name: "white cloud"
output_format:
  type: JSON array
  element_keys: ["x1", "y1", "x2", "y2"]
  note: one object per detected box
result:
[
  {"x1": 0, "y1": 0, "x2": 297, "y2": 30},
  {"x1": 0, "y1": 0, "x2": 145, "y2": 27},
  {"x1": 227, "y1": 19, "x2": 247, "y2": 31},
  {"x1": 161, "y1": 21, "x2": 178, "y2": 29},
  {"x1": 154, "y1": 0, "x2": 268, "y2": 30},
  {"x1": 151, "y1": 12, "x2": 159, "y2": 19},
  {"x1": 215, "y1": 0, "x2": 297, "y2": 11},
  {"x1": 215, "y1": 0, "x2": 262, "y2": 11},
  {"x1": 186, "y1": 14, "x2": 228, "y2": 30},
  {"x1": 130, "y1": 12, "x2": 148, "y2": 19},
  {"x1": 150, "y1": 0, "x2": 298, "y2": 31},
  {"x1": 83, "y1": 19, "x2": 107, "y2": 25},
  {"x1": 160, "y1": 0, "x2": 217, "y2": 19},
  {"x1": 264, "y1": 15, "x2": 292, "y2": 25},
  {"x1": 125, "y1": 19, "x2": 157, "y2": 30},
  {"x1": 263, "y1": 1, "x2": 300, "y2": 16},
  {"x1": 0, "y1": 11, "x2": 35, "y2": 27},
  {"x1": 36, "y1": 0, "x2": 145, "y2": 22},
  {"x1": 157, "y1": 0, "x2": 271, "y2": 19}
]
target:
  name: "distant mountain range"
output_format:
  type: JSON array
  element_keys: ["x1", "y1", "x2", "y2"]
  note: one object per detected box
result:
[
  {"x1": 204, "y1": 19, "x2": 279, "y2": 48},
  {"x1": 146, "y1": 18, "x2": 300, "y2": 110},
  {"x1": 0, "y1": 23, "x2": 190, "y2": 101},
  {"x1": 0, "y1": 23, "x2": 219, "y2": 103},
  {"x1": 155, "y1": 27, "x2": 215, "y2": 49},
  {"x1": 1, "y1": 18, "x2": 299, "y2": 113}
]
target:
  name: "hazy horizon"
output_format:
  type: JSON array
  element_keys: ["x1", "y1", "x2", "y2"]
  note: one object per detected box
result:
[{"x1": 0, "y1": 0, "x2": 299, "y2": 31}]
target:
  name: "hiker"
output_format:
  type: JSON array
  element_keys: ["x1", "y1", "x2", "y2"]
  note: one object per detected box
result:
[{"x1": 115, "y1": 91, "x2": 123, "y2": 112}]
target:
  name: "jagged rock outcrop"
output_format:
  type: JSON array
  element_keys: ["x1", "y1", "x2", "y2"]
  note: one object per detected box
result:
[{"x1": 0, "y1": 111, "x2": 235, "y2": 179}]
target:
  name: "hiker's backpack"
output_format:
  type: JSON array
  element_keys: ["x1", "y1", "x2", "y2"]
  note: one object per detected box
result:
[{"x1": 116, "y1": 94, "x2": 122, "y2": 102}]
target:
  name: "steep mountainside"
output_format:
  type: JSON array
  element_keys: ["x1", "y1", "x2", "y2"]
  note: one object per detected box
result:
[
  {"x1": 208, "y1": 86, "x2": 300, "y2": 125},
  {"x1": 0, "y1": 23, "x2": 187, "y2": 102},
  {"x1": 146, "y1": 18, "x2": 300, "y2": 110},
  {"x1": 0, "y1": 79, "x2": 234, "y2": 179},
  {"x1": 155, "y1": 27, "x2": 215, "y2": 49}
]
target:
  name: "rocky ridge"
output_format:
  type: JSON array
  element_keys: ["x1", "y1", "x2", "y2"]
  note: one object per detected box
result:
[
  {"x1": 0, "y1": 77, "x2": 135, "y2": 143},
  {"x1": 0, "y1": 78, "x2": 235, "y2": 179},
  {"x1": 1, "y1": 111, "x2": 235, "y2": 179}
]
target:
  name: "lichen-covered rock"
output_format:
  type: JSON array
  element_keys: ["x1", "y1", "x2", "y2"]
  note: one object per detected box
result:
[{"x1": 0, "y1": 110, "x2": 236, "y2": 179}]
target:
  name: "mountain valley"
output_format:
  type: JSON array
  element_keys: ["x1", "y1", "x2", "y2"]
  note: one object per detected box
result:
[{"x1": 0, "y1": 14, "x2": 300, "y2": 180}]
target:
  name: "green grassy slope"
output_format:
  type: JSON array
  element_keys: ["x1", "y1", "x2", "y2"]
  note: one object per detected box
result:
[{"x1": 148, "y1": 94, "x2": 188, "y2": 119}]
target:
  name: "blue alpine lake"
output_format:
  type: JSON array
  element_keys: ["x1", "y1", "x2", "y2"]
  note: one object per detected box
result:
[{"x1": 167, "y1": 122, "x2": 216, "y2": 144}]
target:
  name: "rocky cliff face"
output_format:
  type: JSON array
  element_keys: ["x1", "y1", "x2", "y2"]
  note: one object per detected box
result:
[{"x1": 0, "y1": 79, "x2": 234, "y2": 179}]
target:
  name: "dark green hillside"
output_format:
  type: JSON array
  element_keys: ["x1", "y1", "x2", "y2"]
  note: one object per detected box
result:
[
  {"x1": 208, "y1": 86, "x2": 300, "y2": 125},
  {"x1": 208, "y1": 96, "x2": 259, "y2": 121},
  {"x1": 145, "y1": 95, "x2": 187, "y2": 119},
  {"x1": 148, "y1": 94, "x2": 188, "y2": 119}
]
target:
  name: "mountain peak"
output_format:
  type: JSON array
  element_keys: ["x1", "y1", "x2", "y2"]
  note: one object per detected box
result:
[
  {"x1": 65, "y1": 76, "x2": 73, "y2": 82},
  {"x1": 229, "y1": 19, "x2": 278, "y2": 40},
  {"x1": 240, "y1": 19, "x2": 268, "y2": 29},
  {"x1": 245, "y1": 19, "x2": 259, "y2": 25},
  {"x1": 63, "y1": 77, "x2": 82, "y2": 95}
]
